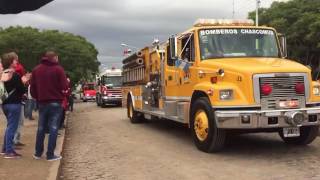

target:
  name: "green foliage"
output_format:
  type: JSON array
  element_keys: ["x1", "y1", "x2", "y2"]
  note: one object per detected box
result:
[
  {"x1": 248, "y1": 0, "x2": 320, "y2": 68},
  {"x1": 0, "y1": 26, "x2": 100, "y2": 87}
]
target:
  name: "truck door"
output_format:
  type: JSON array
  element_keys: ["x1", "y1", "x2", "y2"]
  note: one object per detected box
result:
[
  {"x1": 165, "y1": 45, "x2": 180, "y2": 99},
  {"x1": 164, "y1": 33, "x2": 195, "y2": 100}
]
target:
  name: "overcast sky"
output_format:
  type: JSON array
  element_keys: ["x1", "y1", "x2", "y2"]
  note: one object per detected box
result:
[{"x1": 0, "y1": 0, "x2": 280, "y2": 69}]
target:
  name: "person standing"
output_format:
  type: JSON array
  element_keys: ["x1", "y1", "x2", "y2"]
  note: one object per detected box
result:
[
  {"x1": 12, "y1": 55, "x2": 28, "y2": 147},
  {"x1": 1, "y1": 52, "x2": 27, "y2": 158},
  {"x1": 31, "y1": 51, "x2": 67, "y2": 161},
  {"x1": 59, "y1": 74, "x2": 71, "y2": 129},
  {"x1": 24, "y1": 83, "x2": 35, "y2": 120}
]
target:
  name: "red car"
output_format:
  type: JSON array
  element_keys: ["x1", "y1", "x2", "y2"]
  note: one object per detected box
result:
[{"x1": 81, "y1": 83, "x2": 96, "y2": 102}]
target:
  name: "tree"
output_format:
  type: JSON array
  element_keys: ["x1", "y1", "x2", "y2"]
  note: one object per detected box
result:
[
  {"x1": 248, "y1": 0, "x2": 320, "y2": 78},
  {"x1": 0, "y1": 26, "x2": 100, "y2": 86}
]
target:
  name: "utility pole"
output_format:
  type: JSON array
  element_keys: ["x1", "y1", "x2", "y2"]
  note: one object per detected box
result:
[
  {"x1": 256, "y1": 0, "x2": 261, "y2": 27},
  {"x1": 232, "y1": 0, "x2": 235, "y2": 18}
]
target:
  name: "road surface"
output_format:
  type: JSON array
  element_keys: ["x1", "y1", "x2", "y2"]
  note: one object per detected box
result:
[{"x1": 60, "y1": 102, "x2": 320, "y2": 180}]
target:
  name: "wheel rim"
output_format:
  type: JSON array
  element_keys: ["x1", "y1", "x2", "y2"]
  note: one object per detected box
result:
[
  {"x1": 194, "y1": 110, "x2": 209, "y2": 141},
  {"x1": 129, "y1": 101, "x2": 133, "y2": 118}
]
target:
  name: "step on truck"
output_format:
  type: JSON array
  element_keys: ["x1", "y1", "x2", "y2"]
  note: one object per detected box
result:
[
  {"x1": 122, "y1": 19, "x2": 320, "y2": 153},
  {"x1": 96, "y1": 68, "x2": 123, "y2": 107}
]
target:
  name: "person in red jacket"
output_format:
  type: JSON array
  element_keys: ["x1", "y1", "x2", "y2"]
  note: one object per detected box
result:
[
  {"x1": 14, "y1": 61, "x2": 25, "y2": 77},
  {"x1": 59, "y1": 74, "x2": 71, "y2": 129},
  {"x1": 31, "y1": 51, "x2": 67, "y2": 161}
]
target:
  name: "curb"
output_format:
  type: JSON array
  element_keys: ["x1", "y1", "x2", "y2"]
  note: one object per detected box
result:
[{"x1": 46, "y1": 114, "x2": 69, "y2": 180}]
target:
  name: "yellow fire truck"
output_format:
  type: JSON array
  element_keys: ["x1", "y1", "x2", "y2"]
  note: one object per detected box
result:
[{"x1": 122, "y1": 19, "x2": 320, "y2": 153}]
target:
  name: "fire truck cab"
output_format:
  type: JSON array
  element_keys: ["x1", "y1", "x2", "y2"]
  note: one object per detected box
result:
[
  {"x1": 122, "y1": 19, "x2": 320, "y2": 153},
  {"x1": 96, "y1": 68, "x2": 123, "y2": 107},
  {"x1": 81, "y1": 82, "x2": 96, "y2": 102}
]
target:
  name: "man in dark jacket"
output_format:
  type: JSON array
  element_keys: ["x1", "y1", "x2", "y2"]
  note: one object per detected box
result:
[{"x1": 31, "y1": 51, "x2": 67, "y2": 161}]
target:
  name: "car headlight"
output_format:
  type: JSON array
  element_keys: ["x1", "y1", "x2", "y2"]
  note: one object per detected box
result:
[
  {"x1": 313, "y1": 86, "x2": 320, "y2": 96},
  {"x1": 219, "y1": 89, "x2": 233, "y2": 100}
]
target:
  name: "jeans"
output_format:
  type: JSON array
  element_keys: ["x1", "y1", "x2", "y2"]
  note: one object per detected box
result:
[
  {"x1": 2, "y1": 104, "x2": 22, "y2": 153},
  {"x1": 35, "y1": 102, "x2": 62, "y2": 158},
  {"x1": 68, "y1": 96, "x2": 74, "y2": 112},
  {"x1": 24, "y1": 99, "x2": 35, "y2": 119},
  {"x1": 59, "y1": 110, "x2": 66, "y2": 129},
  {"x1": 14, "y1": 105, "x2": 24, "y2": 144}
]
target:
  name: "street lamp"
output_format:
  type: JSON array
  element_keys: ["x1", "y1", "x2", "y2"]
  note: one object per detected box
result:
[{"x1": 120, "y1": 43, "x2": 139, "y2": 51}]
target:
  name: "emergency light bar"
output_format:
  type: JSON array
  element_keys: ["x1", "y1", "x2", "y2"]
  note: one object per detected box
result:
[{"x1": 193, "y1": 19, "x2": 254, "y2": 27}]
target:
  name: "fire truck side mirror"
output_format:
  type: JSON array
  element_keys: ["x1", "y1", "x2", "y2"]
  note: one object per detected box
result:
[
  {"x1": 278, "y1": 34, "x2": 287, "y2": 58},
  {"x1": 169, "y1": 35, "x2": 178, "y2": 60}
]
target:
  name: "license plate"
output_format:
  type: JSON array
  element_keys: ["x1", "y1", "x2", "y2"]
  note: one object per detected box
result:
[
  {"x1": 283, "y1": 127, "x2": 300, "y2": 137},
  {"x1": 279, "y1": 100, "x2": 299, "y2": 108}
]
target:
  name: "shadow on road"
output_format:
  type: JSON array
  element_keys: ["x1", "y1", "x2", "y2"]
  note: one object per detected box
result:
[
  {"x1": 136, "y1": 118, "x2": 319, "y2": 157},
  {"x1": 101, "y1": 104, "x2": 122, "y2": 108}
]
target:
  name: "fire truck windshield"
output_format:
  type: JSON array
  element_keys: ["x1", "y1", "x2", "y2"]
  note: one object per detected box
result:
[
  {"x1": 103, "y1": 76, "x2": 122, "y2": 87},
  {"x1": 199, "y1": 28, "x2": 279, "y2": 60},
  {"x1": 83, "y1": 84, "x2": 95, "y2": 90}
]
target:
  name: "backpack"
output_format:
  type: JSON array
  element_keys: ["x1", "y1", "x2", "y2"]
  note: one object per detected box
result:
[{"x1": 0, "y1": 69, "x2": 15, "y2": 104}]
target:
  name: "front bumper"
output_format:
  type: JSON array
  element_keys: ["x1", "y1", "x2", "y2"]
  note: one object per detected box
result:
[
  {"x1": 215, "y1": 107, "x2": 320, "y2": 129},
  {"x1": 102, "y1": 96, "x2": 122, "y2": 104},
  {"x1": 83, "y1": 96, "x2": 95, "y2": 100}
]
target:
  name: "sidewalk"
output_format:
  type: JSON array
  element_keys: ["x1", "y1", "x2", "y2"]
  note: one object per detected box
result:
[{"x1": 0, "y1": 112, "x2": 65, "y2": 180}]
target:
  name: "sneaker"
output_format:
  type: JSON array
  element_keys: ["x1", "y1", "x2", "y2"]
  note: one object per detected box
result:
[
  {"x1": 47, "y1": 155, "x2": 62, "y2": 161},
  {"x1": 33, "y1": 154, "x2": 41, "y2": 160},
  {"x1": 0, "y1": 151, "x2": 5, "y2": 156},
  {"x1": 57, "y1": 132, "x2": 62, "y2": 137},
  {"x1": 14, "y1": 142, "x2": 25, "y2": 146},
  {"x1": 4, "y1": 152, "x2": 22, "y2": 159},
  {"x1": 14, "y1": 146, "x2": 22, "y2": 150}
]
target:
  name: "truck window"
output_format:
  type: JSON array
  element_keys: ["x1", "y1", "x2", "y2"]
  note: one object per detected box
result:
[
  {"x1": 103, "y1": 76, "x2": 122, "y2": 87},
  {"x1": 83, "y1": 84, "x2": 95, "y2": 90},
  {"x1": 181, "y1": 34, "x2": 195, "y2": 62},
  {"x1": 199, "y1": 28, "x2": 279, "y2": 60}
]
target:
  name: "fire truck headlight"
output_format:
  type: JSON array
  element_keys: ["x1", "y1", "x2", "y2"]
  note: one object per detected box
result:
[
  {"x1": 219, "y1": 90, "x2": 233, "y2": 100},
  {"x1": 313, "y1": 86, "x2": 320, "y2": 96}
]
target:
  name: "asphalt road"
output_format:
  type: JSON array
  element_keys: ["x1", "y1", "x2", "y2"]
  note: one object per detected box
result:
[{"x1": 60, "y1": 102, "x2": 320, "y2": 180}]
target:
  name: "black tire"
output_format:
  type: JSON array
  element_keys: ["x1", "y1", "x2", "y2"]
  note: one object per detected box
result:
[
  {"x1": 127, "y1": 96, "x2": 143, "y2": 123},
  {"x1": 190, "y1": 97, "x2": 226, "y2": 153},
  {"x1": 279, "y1": 125, "x2": 319, "y2": 145}
]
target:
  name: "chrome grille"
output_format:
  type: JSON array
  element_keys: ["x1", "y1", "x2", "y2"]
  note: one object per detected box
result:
[
  {"x1": 106, "y1": 88, "x2": 122, "y2": 98},
  {"x1": 259, "y1": 76, "x2": 305, "y2": 98},
  {"x1": 259, "y1": 76, "x2": 306, "y2": 110}
]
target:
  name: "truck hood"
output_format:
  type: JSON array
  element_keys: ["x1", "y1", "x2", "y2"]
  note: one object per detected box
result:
[
  {"x1": 199, "y1": 58, "x2": 310, "y2": 75},
  {"x1": 84, "y1": 90, "x2": 96, "y2": 96}
]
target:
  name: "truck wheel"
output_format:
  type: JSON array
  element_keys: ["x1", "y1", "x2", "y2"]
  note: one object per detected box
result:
[
  {"x1": 127, "y1": 96, "x2": 142, "y2": 123},
  {"x1": 190, "y1": 97, "x2": 226, "y2": 153},
  {"x1": 279, "y1": 125, "x2": 319, "y2": 145}
]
